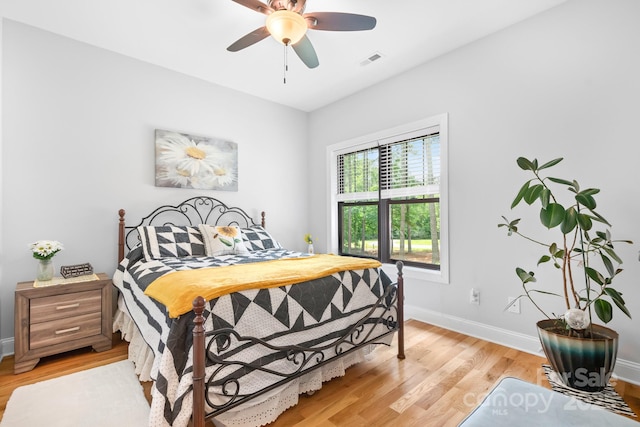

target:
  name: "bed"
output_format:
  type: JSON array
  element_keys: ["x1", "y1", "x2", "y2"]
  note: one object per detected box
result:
[{"x1": 112, "y1": 196, "x2": 405, "y2": 427}]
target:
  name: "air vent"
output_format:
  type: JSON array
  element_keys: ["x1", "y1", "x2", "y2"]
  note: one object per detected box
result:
[{"x1": 360, "y1": 52, "x2": 383, "y2": 66}]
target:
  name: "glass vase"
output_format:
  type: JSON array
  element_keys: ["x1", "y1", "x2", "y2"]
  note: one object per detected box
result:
[{"x1": 37, "y1": 258, "x2": 55, "y2": 281}]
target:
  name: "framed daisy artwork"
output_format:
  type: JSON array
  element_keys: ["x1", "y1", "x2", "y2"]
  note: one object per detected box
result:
[{"x1": 154, "y1": 129, "x2": 238, "y2": 191}]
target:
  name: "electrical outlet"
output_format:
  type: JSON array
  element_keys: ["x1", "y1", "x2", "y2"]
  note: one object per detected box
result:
[
  {"x1": 507, "y1": 297, "x2": 520, "y2": 314},
  {"x1": 470, "y1": 288, "x2": 480, "y2": 305}
]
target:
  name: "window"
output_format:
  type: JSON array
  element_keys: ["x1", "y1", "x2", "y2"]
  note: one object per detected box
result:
[{"x1": 330, "y1": 115, "x2": 447, "y2": 276}]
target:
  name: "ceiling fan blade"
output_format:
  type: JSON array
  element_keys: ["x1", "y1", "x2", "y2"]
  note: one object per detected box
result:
[
  {"x1": 227, "y1": 26, "x2": 271, "y2": 52},
  {"x1": 292, "y1": 35, "x2": 319, "y2": 69},
  {"x1": 304, "y1": 12, "x2": 377, "y2": 31},
  {"x1": 231, "y1": 0, "x2": 274, "y2": 15}
]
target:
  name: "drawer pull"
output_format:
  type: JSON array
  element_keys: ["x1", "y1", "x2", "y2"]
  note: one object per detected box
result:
[
  {"x1": 55, "y1": 326, "x2": 80, "y2": 335},
  {"x1": 56, "y1": 303, "x2": 80, "y2": 310}
]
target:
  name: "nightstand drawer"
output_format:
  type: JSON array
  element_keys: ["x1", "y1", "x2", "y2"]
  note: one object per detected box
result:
[
  {"x1": 30, "y1": 290, "x2": 101, "y2": 323},
  {"x1": 29, "y1": 312, "x2": 102, "y2": 349}
]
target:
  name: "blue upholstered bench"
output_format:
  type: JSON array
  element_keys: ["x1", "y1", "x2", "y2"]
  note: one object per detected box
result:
[{"x1": 459, "y1": 377, "x2": 637, "y2": 426}]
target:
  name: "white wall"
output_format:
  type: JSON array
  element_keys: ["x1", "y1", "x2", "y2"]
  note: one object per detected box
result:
[
  {"x1": 3, "y1": 0, "x2": 640, "y2": 385},
  {"x1": 308, "y1": 0, "x2": 640, "y2": 383},
  {"x1": 0, "y1": 18, "x2": 4, "y2": 358},
  {"x1": 0, "y1": 20, "x2": 308, "y2": 346}
]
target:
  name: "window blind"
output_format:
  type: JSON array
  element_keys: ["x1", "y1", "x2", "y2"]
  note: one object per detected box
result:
[
  {"x1": 337, "y1": 147, "x2": 379, "y2": 202},
  {"x1": 337, "y1": 131, "x2": 440, "y2": 201},
  {"x1": 380, "y1": 133, "x2": 440, "y2": 199}
]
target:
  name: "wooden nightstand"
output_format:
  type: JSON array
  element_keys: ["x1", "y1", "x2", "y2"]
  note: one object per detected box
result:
[{"x1": 14, "y1": 273, "x2": 113, "y2": 374}]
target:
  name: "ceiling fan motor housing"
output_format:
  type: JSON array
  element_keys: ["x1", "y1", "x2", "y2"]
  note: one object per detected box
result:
[{"x1": 269, "y1": 0, "x2": 306, "y2": 13}]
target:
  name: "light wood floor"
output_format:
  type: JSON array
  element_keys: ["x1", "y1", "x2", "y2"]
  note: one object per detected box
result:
[{"x1": 1, "y1": 320, "x2": 639, "y2": 425}]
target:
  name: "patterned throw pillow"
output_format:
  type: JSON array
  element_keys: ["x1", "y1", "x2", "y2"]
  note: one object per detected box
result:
[
  {"x1": 138, "y1": 225, "x2": 205, "y2": 261},
  {"x1": 198, "y1": 224, "x2": 249, "y2": 257},
  {"x1": 241, "y1": 225, "x2": 283, "y2": 251}
]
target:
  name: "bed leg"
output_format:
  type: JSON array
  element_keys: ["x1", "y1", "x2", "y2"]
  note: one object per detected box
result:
[
  {"x1": 192, "y1": 296, "x2": 206, "y2": 427},
  {"x1": 396, "y1": 261, "x2": 405, "y2": 360}
]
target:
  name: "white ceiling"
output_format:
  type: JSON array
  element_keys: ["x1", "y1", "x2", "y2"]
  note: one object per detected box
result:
[{"x1": 1, "y1": 0, "x2": 567, "y2": 112}]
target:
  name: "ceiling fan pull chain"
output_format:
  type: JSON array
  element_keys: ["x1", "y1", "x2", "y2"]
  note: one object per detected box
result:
[{"x1": 283, "y1": 40, "x2": 290, "y2": 84}]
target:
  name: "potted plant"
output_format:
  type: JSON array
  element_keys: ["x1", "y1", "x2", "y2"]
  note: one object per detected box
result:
[{"x1": 498, "y1": 156, "x2": 633, "y2": 392}]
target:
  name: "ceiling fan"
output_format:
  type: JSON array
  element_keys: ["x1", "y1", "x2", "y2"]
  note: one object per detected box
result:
[{"x1": 227, "y1": 0, "x2": 377, "y2": 69}]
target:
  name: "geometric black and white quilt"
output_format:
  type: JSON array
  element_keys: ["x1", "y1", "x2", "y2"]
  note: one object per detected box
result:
[{"x1": 113, "y1": 248, "x2": 397, "y2": 427}]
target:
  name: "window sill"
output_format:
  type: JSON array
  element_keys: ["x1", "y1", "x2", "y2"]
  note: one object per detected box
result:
[{"x1": 381, "y1": 262, "x2": 449, "y2": 285}]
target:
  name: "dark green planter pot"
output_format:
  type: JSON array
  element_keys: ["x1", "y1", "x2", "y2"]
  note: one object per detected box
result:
[{"x1": 537, "y1": 319, "x2": 619, "y2": 392}]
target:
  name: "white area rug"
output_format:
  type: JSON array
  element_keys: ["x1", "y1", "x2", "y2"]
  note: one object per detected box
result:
[{"x1": 1, "y1": 360, "x2": 150, "y2": 426}]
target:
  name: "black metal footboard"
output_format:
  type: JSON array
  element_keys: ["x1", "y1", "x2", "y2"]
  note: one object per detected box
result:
[{"x1": 192, "y1": 261, "x2": 405, "y2": 427}]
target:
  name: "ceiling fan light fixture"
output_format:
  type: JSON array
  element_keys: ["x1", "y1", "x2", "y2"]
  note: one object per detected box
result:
[{"x1": 266, "y1": 10, "x2": 307, "y2": 45}]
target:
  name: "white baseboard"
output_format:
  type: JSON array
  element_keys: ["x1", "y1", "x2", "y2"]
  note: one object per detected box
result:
[
  {"x1": 405, "y1": 304, "x2": 640, "y2": 386},
  {"x1": 613, "y1": 359, "x2": 640, "y2": 387},
  {"x1": 0, "y1": 337, "x2": 14, "y2": 363}
]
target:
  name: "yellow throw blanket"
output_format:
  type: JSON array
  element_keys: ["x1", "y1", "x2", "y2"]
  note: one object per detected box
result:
[{"x1": 144, "y1": 254, "x2": 382, "y2": 318}]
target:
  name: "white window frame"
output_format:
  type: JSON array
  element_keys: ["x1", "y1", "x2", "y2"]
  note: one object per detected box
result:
[{"x1": 326, "y1": 113, "x2": 449, "y2": 284}]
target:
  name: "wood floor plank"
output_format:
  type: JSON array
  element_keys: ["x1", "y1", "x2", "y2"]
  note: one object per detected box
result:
[
  {"x1": 2, "y1": 323, "x2": 639, "y2": 426},
  {"x1": 391, "y1": 336, "x2": 488, "y2": 413},
  {"x1": 331, "y1": 361, "x2": 430, "y2": 423}
]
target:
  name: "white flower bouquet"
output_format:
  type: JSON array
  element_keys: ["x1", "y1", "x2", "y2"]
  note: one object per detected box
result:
[{"x1": 29, "y1": 240, "x2": 64, "y2": 260}]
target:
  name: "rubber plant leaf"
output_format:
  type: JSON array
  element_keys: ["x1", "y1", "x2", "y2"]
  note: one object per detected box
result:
[
  {"x1": 560, "y1": 206, "x2": 578, "y2": 234},
  {"x1": 524, "y1": 184, "x2": 544, "y2": 205},
  {"x1": 537, "y1": 157, "x2": 563, "y2": 170},
  {"x1": 577, "y1": 213, "x2": 593, "y2": 231},
  {"x1": 516, "y1": 157, "x2": 535, "y2": 171},
  {"x1": 604, "y1": 288, "x2": 632, "y2": 318},
  {"x1": 602, "y1": 246, "x2": 623, "y2": 264},
  {"x1": 580, "y1": 188, "x2": 600, "y2": 196},
  {"x1": 576, "y1": 192, "x2": 597, "y2": 210},
  {"x1": 585, "y1": 266, "x2": 604, "y2": 285},
  {"x1": 540, "y1": 188, "x2": 551, "y2": 209},
  {"x1": 547, "y1": 177, "x2": 573, "y2": 186},
  {"x1": 537, "y1": 255, "x2": 551, "y2": 265},
  {"x1": 590, "y1": 210, "x2": 611, "y2": 226},
  {"x1": 529, "y1": 289, "x2": 562, "y2": 297},
  {"x1": 511, "y1": 181, "x2": 531, "y2": 209},
  {"x1": 540, "y1": 203, "x2": 565, "y2": 228},
  {"x1": 600, "y1": 253, "x2": 615, "y2": 276},
  {"x1": 516, "y1": 267, "x2": 536, "y2": 284},
  {"x1": 594, "y1": 299, "x2": 613, "y2": 323}
]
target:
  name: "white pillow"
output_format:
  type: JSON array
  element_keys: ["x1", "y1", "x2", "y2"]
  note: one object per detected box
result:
[{"x1": 198, "y1": 224, "x2": 249, "y2": 257}]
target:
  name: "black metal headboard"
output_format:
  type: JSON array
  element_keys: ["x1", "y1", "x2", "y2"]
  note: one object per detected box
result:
[{"x1": 118, "y1": 196, "x2": 265, "y2": 261}]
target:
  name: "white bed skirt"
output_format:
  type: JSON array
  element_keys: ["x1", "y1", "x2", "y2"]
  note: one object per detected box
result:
[
  {"x1": 113, "y1": 297, "x2": 391, "y2": 427},
  {"x1": 113, "y1": 305, "x2": 156, "y2": 381}
]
